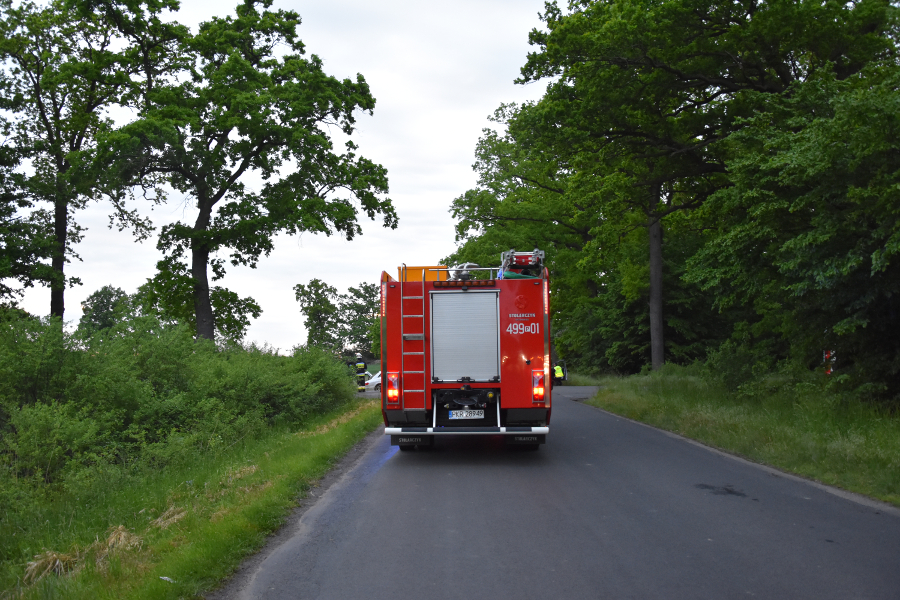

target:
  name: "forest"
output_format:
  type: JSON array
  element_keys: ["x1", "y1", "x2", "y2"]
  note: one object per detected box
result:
[{"x1": 445, "y1": 0, "x2": 900, "y2": 405}]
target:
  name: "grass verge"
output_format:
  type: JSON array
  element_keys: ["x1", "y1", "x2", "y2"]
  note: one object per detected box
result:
[
  {"x1": 5, "y1": 399, "x2": 383, "y2": 600},
  {"x1": 581, "y1": 367, "x2": 900, "y2": 507},
  {"x1": 562, "y1": 372, "x2": 605, "y2": 386}
]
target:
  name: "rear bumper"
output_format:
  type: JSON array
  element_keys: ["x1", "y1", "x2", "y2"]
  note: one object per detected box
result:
[{"x1": 385, "y1": 426, "x2": 548, "y2": 435}]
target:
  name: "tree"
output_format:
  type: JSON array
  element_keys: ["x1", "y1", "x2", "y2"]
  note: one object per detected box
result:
[
  {"x1": 104, "y1": 0, "x2": 397, "y2": 340},
  {"x1": 446, "y1": 104, "x2": 730, "y2": 374},
  {"x1": 294, "y1": 278, "x2": 341, "y2": 349},
  {"x1": 77, "y1": 284, "x2": 128, "y2": 332},
  {"x1": 0, "y1": 142, "x2": 54, "y2": 304},
  {"x1": 0, "y1": 0, "x2": 182, "y2": 319},
  {"x1": 340, "y1": 282, "x2": 379, "y2": 357},
  {"x1": 293, "y1": 279, "x2": 379, "y2": 355},
  {"x1": 687, "y1": 65, "x2": 900, "y2": 398},
  {"x1": 443, "y1": 104, "x2": 608, "y2": 371},
  {"x1": 367, "y1": 315, "x2": 380, "y2": 357},
  {"x1": 131, "y1": 257, "x2": 261, "y2": 341},
  {"x1": 516, "y1": 0, "x2": 896, "y2": 369}
]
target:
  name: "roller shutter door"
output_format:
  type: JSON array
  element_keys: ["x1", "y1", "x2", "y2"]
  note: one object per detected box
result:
[{"x1": 431, "y1": 291, "x2": 499, "y2": 382}]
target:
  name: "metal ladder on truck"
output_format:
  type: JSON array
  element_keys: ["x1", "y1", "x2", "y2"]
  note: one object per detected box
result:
[
  {"x1": 499, "y1": 248, "x2": 545, "y2": 275},
  {"x1": 399, "y1": 265, "x2": 426, "y2": 413}
]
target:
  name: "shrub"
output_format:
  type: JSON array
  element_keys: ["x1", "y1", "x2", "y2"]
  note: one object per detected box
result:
[{"x1": 0, "y1": 313, "x2": 357, "y2": 486}]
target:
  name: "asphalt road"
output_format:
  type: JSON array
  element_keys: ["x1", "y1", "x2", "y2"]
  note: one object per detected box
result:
[{"x1": 213, "y1": 387, "x2": 900, "y2": 600}]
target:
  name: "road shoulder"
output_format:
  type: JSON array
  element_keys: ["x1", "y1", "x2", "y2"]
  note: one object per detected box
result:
[{"x1": 204, "y1": 424, "x2": 386, "y2": 599}]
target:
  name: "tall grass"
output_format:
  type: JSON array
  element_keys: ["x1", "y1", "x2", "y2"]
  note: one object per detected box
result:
[
  {"x1": 6, "y1": 400, "x2": 382, "y2": 599},
  {"x1": 562, "y1": 372, "x2": 604, "y2": 386},
  {"x1": 0, "y1": 313, "x2": 368, "y2": 596},
  {"x1": 585, "y1": 364, "x2": 900, "y2": 505}
]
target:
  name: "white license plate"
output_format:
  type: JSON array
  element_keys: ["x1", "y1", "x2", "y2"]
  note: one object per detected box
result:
[{"x1": 449, "y1": 409, "x2": 484, "y2": 420}]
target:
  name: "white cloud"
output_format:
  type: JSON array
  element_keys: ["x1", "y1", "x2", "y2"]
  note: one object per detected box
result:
[{"x1": 16, "y1": 0, "x2": 549, "y2": 351}]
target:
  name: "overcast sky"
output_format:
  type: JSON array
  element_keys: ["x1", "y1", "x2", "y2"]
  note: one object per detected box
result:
[{"x1": 16, "y1": 0, "x2": 551, "y2": 351}]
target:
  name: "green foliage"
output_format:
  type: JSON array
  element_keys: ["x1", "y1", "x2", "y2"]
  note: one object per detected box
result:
[
  {"x1": 294, "y1": 278, "x2": 380, "y2": 356},
  {"x1": 368, "y1": 315, "x2": 380, "y2": 357},
  {"x1": 4, "y1": 401, "x2": 101, "y2": 483},
  {"x1": 136, "y1": 257, "x2": 262, "y2": 342},
  {"x1": 341, "y1": 282, "x2": 379, "y2": 356},
  {"x1": 0, "y1": 0, "x2": 181, "y2": 318},
  {"x1": 0, "y1": 312, "x2": 356, "y2": 488},
  {"x1": 0, "y1": 314, "x2": 359, "y2": 593},
  {"x1": 294, "y1": 278, "x2": 341, "y2": 350},
  {"x1": 446, "y1": 103, "x2": 731, "y2": 376},
  {"x1": 101, "y1": 0, "x2": 397, "y2": 340},
  {"x1": 512, "y1": 0, "x2": 896, "y2": 372},
  {"x1": 688, "y1": 64, "x2": 900, "y2": 397},
  {"x1": 449, "y1": 0, "x2": 900, "y2": 400},
  {"x1": 77, "y1": 285, "x2": 129, "y2": 332},
  {"x1": 0, "y1": 394, "x2": 379, "y2": 598},
  {"x1": 0, "y1": 144, "x2": 54, "y2": 303}
]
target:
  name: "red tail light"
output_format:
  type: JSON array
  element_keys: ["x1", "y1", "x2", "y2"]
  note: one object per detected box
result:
[
  {"x1": 532, "y1": 370, "x2": 545, "y2": 402},
  {"x1": 386, "y1": 372, "x2": 400, "y2": 403}
]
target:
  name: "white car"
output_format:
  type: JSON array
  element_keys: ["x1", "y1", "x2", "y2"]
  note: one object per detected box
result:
[{"x1": 364, "y1": 371, "x2": 381, "y2": 391}]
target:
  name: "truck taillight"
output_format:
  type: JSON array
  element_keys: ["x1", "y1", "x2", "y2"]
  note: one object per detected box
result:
[
  {"x1": 532, "y1": 370, "x2": 545, "y2": 402},
  {"x1": 386, "y1": 372, "x2": 400, "y2": 403}
]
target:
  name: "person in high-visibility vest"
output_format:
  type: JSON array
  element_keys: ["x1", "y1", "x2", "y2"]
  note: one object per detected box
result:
[
  {"x1": 553, "y1": 364, "x2": 564, "y2": 386},
  {"x1": 355, "y1": 353, "x2": 367, "y2": 391}
]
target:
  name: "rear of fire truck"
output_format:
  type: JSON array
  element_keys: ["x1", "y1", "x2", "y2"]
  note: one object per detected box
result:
[{"x1": 380, "y1": 249, "x2": 551, "y2": 450}]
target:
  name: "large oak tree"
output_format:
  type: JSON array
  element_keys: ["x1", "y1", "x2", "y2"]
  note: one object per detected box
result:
[{"x1": 107, "y1": 0, "x2": 397, "y2": 340}]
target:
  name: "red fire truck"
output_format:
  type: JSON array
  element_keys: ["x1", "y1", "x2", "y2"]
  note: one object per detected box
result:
[{"x1": 379, "y1": 249, "x2": 552, "y2": 450}]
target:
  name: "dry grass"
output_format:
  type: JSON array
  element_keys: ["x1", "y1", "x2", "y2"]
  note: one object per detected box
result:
[
  {"x1": 20, "y1": 525, "x2": 144, "y2": 587},
  {"x1": 209, "y1": 507, "x2": 232, "y2": 523},
  {"x1": 225, "y1": 464, "x2": 258, "y2": 481},
  {"x1": 23, "y1": 551, "x2": 79, "y2": 584},
  {"x1": 102, "y1": 525, "x2": 143, "y2": 553},
  {"x1": 150, "y1": 506, "x2": 187, "y2": 530},
  {"x1": 238, "y1": 480, "x2": 273, "y2": 494}
]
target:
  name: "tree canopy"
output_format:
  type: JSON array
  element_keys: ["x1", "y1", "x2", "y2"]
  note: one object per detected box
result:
[
  {"x1": 77, "y1": 284, "x2": 128, "y2": 332},
  {"x1": 0, "y1": 143, "x2": 53, "y2": 304},
  {"x1": 294, "y1": 279, "x2": 379, "y2": 357},
  {"x1": 0, "y1": 0, "x2": 183, "y2": 319},
  {"x1": 448, "y1": 0, "x2": 900, "y2": 399},
  {"x1": 1, "y1": 0, "x2": 393, "y2": 344},
  {"x1": 102, "y1": 0, "x2": 397, "y2": 340}
]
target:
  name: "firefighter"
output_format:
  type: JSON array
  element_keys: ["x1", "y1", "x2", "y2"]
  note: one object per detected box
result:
[
  {"x1": 355, "y1": 353, "x2": 367, "y2": 391},
  {"x1": 553, "y1": 363, "x2": 564, "y2": 387}
]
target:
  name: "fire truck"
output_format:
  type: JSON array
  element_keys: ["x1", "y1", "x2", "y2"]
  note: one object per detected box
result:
[{"x1": 379, "y1": 249, "x2": 552, "y2": 450}]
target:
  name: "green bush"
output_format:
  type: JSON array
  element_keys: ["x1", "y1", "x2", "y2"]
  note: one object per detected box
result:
[
  {"x1": 0, "y1": 313, "x2": 360, "y2": 587},
  {"x1": 0, "y1": 314, "x2": 357, "y2": 487},
  {"x1": 3, "y1": 401, "x2": 101, "y2": 483}
]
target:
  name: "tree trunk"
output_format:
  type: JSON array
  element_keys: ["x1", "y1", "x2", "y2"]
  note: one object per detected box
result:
[
  {"x1": 648, "y1": 207, "x2": 665, "y2": 371},
  {"x1": 192, "y1": 242, "x2": 215, "y2": 340},
  {"x1": 192, "y1": 203, "x2": 215, "y2": 340},
  {"x1": 50, "y1": 198, "x2": 68, "y2": 319}
]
